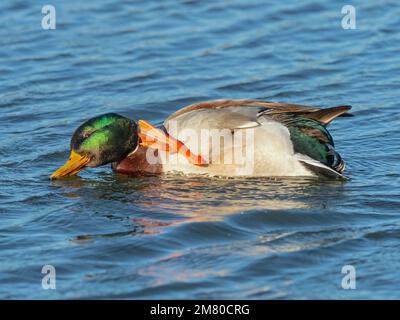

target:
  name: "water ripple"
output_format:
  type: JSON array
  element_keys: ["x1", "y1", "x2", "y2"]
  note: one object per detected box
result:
[{"x1": 1, "y1": 0, "x2": 400, "y2": 299}]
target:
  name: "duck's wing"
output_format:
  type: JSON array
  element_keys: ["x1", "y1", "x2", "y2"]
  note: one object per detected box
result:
[
  {"x1": 165, "y1": 99, "x2": 351, "y2": 123},
  {"x1": 261, "y1": 110, "x2": 350, "y2": 179},
  {"x1": 165, "y1": 101, "x2": 257, "y2": 131},
  {"x1": 164, "y1": 99, "x2": 351, "y2": 179}
]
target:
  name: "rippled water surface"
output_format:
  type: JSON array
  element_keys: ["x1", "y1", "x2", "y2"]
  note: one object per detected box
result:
[{"x1": 1, "y1": 0, "x2": 400, "y2": 299}]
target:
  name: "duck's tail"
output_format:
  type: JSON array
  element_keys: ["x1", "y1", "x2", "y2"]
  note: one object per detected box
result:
[{"x1": 304, "y1": 105, "x2": 353, "y2": 126}]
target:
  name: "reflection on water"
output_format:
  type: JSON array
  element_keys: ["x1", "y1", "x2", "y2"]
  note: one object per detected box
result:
[{"x1": 54, "y1": 173, "x2": 344, "y2": 241}]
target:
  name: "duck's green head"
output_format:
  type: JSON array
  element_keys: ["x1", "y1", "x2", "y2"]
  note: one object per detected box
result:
[{"x1": 51, "y1": 113, "x2": 138, "y2": 179}]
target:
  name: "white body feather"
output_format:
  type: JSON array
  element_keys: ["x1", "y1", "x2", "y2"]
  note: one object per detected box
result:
[{"x1": 157, "y1": 107, "x2": 313, "y2": 177}]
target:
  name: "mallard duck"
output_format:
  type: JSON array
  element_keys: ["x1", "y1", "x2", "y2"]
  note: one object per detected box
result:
[{"x1": 50, "y1": 99, "x2": 352, "y2": 180}]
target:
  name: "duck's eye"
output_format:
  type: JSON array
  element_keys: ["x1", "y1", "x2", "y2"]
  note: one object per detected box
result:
[{"x1": 82, "y1": 131, "x2": 93, "y2": 139}]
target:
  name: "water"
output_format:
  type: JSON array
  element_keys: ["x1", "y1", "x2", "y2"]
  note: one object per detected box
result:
[{"x1": 1, "y1": 0, "x2": 400, "y2": 299}]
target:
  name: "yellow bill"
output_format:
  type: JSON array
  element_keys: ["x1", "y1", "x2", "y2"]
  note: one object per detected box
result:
[{"x1": 50, "y1": 150, "x2": 91, "y2": 180}]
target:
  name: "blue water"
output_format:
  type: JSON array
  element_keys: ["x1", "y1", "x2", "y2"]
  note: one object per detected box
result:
[{"x1": 1, "y1": 0, "x2": 400, "y2": 299}]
